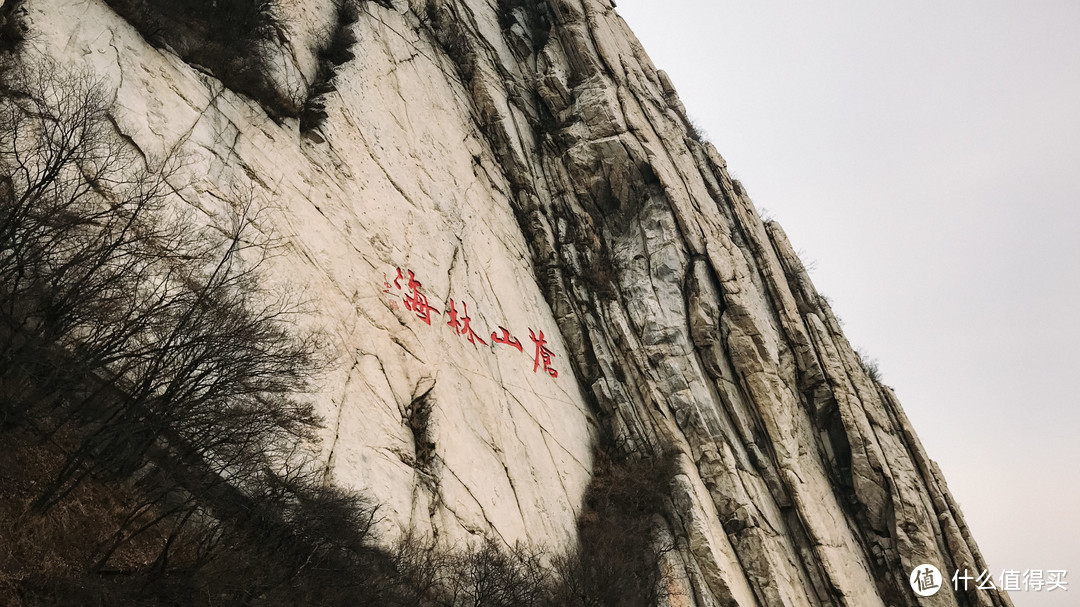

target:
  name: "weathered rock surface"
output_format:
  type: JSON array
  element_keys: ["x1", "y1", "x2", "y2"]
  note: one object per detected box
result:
[{"x1": 21, "y1": 0, "x2": 1012, "y2": 604}]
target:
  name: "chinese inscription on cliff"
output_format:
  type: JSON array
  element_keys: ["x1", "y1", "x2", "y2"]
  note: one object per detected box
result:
[{"x1": 383, "y1": 268, "x2": 559, "y2": 379}]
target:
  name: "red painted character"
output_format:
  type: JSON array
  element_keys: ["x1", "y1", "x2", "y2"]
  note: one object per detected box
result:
[
  {"x1": 445, "y1": 298, "x2": 487, "y2": 346},
  {"x1": 402, "y1": 269, "x2": 441, "y2": 325},
  {"x1": 490, "y1": 326, "x2": 523, "y2": 352},
  {"x1": 528, "y1": 329, "x2": 558, "y2": 378}
]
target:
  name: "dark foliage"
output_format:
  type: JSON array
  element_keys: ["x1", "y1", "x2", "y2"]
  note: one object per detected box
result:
[
  {"x1": 0, "y1": 425, "x2": 400, "y2": 607},
  {"x1": 0, "y1": 0, "x2": 27, "y2": 55},
  {"x1": 855, "y1": 348, "x2": 883, "y2": 383},
  {"x1": 300, "y1": 0, "x2": 361, "y2": 134},
  {"x1": 551, "y1": 450, "x2": 673, "y2": 607},
  {"x1": 385, "y1": 536, "x2": 550, "y2": 607},
  {"x1": 684, "y1": 114, "x2": 711, "y2": 144},
  {"x1": 100, "y1": 0, "x2": 387, "y2": 126},
  {"x1": 102, "y1": 0, "x2": 298, "y2": 118},
  {"x1": 387, "y1": 451, "x2": 674, "y2": 606}
]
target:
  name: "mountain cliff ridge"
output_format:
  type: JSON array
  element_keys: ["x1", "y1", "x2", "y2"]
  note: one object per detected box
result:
[{"x1": 5, "y1": 0, "x2": 1011, "y2": 604}]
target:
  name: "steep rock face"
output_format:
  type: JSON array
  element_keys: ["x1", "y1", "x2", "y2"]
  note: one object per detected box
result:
[{"x1": 21, "y1": 0, "x2": 1010, "y2": 605}]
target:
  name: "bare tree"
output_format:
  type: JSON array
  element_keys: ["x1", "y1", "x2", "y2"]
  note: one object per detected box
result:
[{"x1": 0, "y1": 55, "x2": 388, "y2": 604}]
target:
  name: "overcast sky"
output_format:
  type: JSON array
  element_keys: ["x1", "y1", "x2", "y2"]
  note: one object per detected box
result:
[{"x1": 614, "y1": 2, "x2": 1079, "y2": 604}]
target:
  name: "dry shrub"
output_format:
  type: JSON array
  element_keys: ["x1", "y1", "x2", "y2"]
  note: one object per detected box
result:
[
  {"x1": 550, "y1": 451, "x2": 673, "y2": 607},
  {"x1": 102, "y1": 0, "x2": 297, "y2": 118},
  {"x1": 0, "y1": 0, "x2": 27, "y2": 54},
  {"x1": 300, "y1": 0, "x2": 360, "y2": 134}
]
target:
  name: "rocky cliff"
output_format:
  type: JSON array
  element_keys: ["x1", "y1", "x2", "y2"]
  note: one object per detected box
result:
[{"x1": 10, "y1": 0, "x2": 1012, "y2": 604}]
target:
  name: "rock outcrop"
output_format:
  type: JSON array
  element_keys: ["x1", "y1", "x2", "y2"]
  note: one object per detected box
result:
[{"x1": 16, "y1": 0, "x2": 1011, "y2": 604}]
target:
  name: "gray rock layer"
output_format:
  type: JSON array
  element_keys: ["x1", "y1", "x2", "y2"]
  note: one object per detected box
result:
[{"x1": 22, "y1": 0, "x2": 1011, "y2": 605}]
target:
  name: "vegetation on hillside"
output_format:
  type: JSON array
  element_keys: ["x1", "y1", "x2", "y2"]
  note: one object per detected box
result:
[
  {"x1": 99, "y1": 0, "x2": 388, "y2": 128},
  {"x1": 0, "y1": 43, "x2": 674, "y2": 605}
]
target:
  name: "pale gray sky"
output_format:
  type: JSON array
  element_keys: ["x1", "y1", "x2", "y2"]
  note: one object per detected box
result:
[{"x1": 614, "y1": 2, "x2": 1079, "y2": 604}]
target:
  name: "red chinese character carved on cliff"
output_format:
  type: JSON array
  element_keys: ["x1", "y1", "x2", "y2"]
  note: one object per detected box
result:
[
  {"x1": 380, "y1": 269, "x2": 561, "y2": 377},
  {"x1": 446, "y1": 298, "x2": 486, "y2": 346},
  {"x1": 529, "y1": 328, "x2": 558, "y2": 378},
  {"x1": 491, "y1": 326, "x2": 523, "y2": 352},
  {"x1": 402, "y1": 269, "x2": 440, "y2": 325}
]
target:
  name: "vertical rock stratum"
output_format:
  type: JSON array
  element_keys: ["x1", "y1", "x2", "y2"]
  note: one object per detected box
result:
[{"x1": 9, "y1": 0, "x2": 1011, "y2": 604}]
